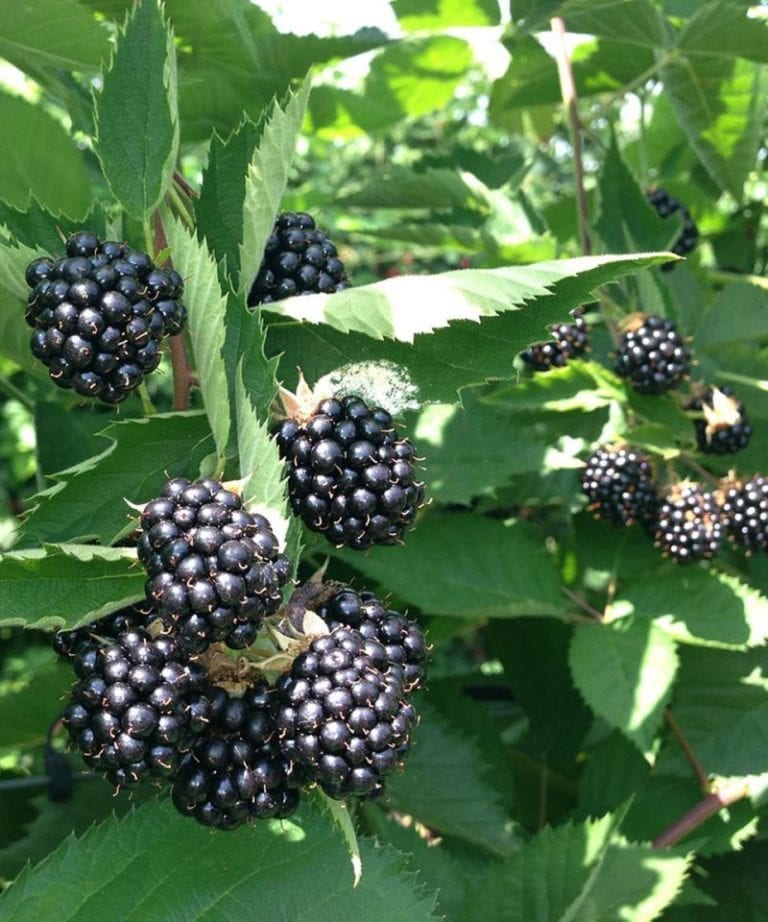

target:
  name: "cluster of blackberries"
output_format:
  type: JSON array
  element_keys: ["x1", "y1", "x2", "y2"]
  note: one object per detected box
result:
[
  {"x1": 521, "y1": 310, "x2": 590, "y2": 372},
  {"x1": 248, "y1": 212, "x2": 351, "y2": 306},
  {"x1": 54, "y1": 475, "x2": 427, "y2": 829},
  {"x1": 24, "y1": 232, "x2": 186, "y2": 403},
  {"x1": 273, "y1": 394, "x2": 426, "y2": 550},
  {"x1": 647, "y1": 187, "x2": 700, "y2": 268}
]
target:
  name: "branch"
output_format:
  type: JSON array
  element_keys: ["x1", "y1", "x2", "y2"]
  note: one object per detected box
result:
[
  {"x1": 664, "y1": 710, "x2": 709, "y2": 792},
  {"x1": 550, "y1": 17, "x2": 591, "y2": 256},
  {"x1": 653, "y1": 780, "x2": 750, "y2": 849}
]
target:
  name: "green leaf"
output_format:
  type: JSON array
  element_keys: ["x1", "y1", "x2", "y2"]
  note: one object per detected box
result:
[
  {"x1": 342, "y1": 166, "x2": 492, "y2": 213},
  {"x1": 465, "y1": 811, "x2": 690, "y2": 922},
  {"x1": 676, "y1": 1, "x2": 768, "y2": 64},
  {"x1": 239, "y1": 77, "x2": 313, "y2": 297},
  {"x1": 661, "y1": 53, "x2": 767, "y2": 199},
  {"x1": 0, "y1": 0, "x2": 109, "y2": 74},
  {"x1": 0, "y1": 545, "x2": 144, "y2": 630},
  {"x1": 562, "y1": 0, "x2": 671, "y2": 48},
  {"x1": 0, "y1": 659, "x2": 71, "y2": 750},
  {"x1": 0, "y1": 92, "x2": 90, "y2": 218},
  {"x1": 163, "y1": 216, "x2": 231, "y2": 463},
  {"x1": 393, "y1": 0, "x2": 499, "y2": 29},
  {"x1": 688, "y1": 840, "x2": 768, "y2": 920},
  {"x1": 95, "y1": 0, "x2": 179, "y2": 220},
  {"x1": 385, "y1": 701, "x2": 517, "y2": 856},
  {"x1": 614, "y1": 568, "x2": 768, "y2": 649},
  {"x1": 34, "y1": 403, "x2": 118, "y2": 478},
  {"x1": 656, "y1": 646, "x2": 768, "y2": 779},
  {"x1": 266, "y1": 253, "x2": 671, "y2": 405},
  {"x1": 19, "y1": 412, "x2": 215, "y2": 548},
  {"x1": 0, "y1": 799, "x2": 439, "y2": 921},
  {"x1": 322, "y1": 513, "x2": 563, "y2": 619},
  {"x1": 569, "y1": 617, "x2": 679, "y2": 756},
  {"x1": 694, "y1": 282, "x2": 768, "y2": 349}
]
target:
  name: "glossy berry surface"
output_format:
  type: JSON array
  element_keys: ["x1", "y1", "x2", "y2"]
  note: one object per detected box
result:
[
  {"x1": 522, "y1": 312, "x2": 590, "y2": 372},
  {"x1": 273, "y1": 395, "x2": 426, "y2": 550},
  {"x1": 24, "y1": 232, "x2": 186, "y2": 403},
  {"x1": 654, "y1": 483, "x2": 723, "y2": 564},
  {"x1": 581, "y1": 445, "x2": 658, "y2": 528},
  {"x1": 687, "y1": 386, "x2": 752, "y2": 455},
  {"x1": 172, "y1": 682, "x2": 301, "y2": 830},
  {"x1": 615, "y1": 314, "x2": 691, "y2": 395},
  {"x1": 247, "y1": 212, "x2": 351, "y2": 306},
  {"x1": 722, "y1": 477, "x2": 768, "y2": 553},
  {"x1": 138, "y1": 478, "x2": 291, "y2": 653},
  {"x1": 52, "y1": 603, "x2": 153, "y2": 660}
]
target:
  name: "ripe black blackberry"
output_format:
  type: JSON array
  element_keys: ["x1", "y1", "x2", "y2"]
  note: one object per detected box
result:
[
  {"x1": 138, "y1": 478, "x2": 291, "y2": 653},
  {"x1": 721, "y1": 477, "x2": 768, "y2": 553},
  {"x1": 275, "y1": 625, "x2": 417, "y2": 800},
  {"x1": 24, "y1": 231, "x2": 186, "y2": 403},
  {"x1": 615, "y1": 313, "x2": 691, "y2": 395},
  {"x1": 647, "y1": 187, "x2": 700, "y2": 269},
  {"x1": 521, "y1": 312, "x2": 590, "y2": 372},
  {"x1": 581, "y1": 444, "x2": 658, "y2": 528},
  {"x1": 247, "y1": 212, "x2": 351, "y2": 306},
  {"x1": 654, "y1": 482, "x2": 723, "y2": 564},
  {"x1": 273, "y1": 395, "x2": 426, "y2": 550},
  {"x1": 61, "y1": 626, "x2": 208, "y2": 788},
  {"x1": 52, "y1": 602, "x2": 152, "y2": 660},
  {"x1": 686, "y1": 386, "x2": 752, "y2": 455},
  {"x1": 172, "y1": 681, "x2": 301, "y2": 830},
  {"x1": 313, "y1": 585, "x2": 427, "y2": 691}
]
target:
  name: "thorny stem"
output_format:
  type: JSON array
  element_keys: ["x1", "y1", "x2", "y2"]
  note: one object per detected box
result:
[
  {"x1": 550, "y1": 17, "x2": 591, "y2": 257},
  {"x1": 153, "y1": 212, "x2": 196, "y2": 411},
  {"x1": 664, "y1": 710, "x2": 709, "y2": 792},
  {"x1": 653, "y1": 780, "x2": 750, "y2": 849},
  {"x1": 562, "y1": 586, "x2": 604, "y2": 620}
]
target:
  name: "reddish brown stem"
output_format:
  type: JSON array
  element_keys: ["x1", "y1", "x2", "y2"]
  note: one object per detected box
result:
[
  {"x1": 173, "y1": 169, "x2": 198, "y2": 199},
  {"x1": 653, "y1": 780, "x2": 749, "y2": 849},
  {"x1": 154, "y1": 212, "x2": 195, "y2": 411},
  {"x1": 664, "y1": 710, "x2": 709, "y2": 792},
  {"x1": 550, "y1": 17, "x2": 591, "y2": 257}
]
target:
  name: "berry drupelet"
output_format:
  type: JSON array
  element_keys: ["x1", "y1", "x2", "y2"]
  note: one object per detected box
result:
[
  {"x1": 273, "y1": 395, "x2": 426, "y2": 550},
  {"x1": 615, "y1": 314, "x2": 691, "y2": 395},
  {"x1": 581, "y1": 444, "x2": 658, "y2": 528},
  {"x1": 138, "y1": 478, "x2": 291, "y2": 653},
  {"x1": 248, "y1": 212, "x2": 351, "y2": 306},
  {"x1": 24, "y1": 231, "x2": 186, "y2": 403}
]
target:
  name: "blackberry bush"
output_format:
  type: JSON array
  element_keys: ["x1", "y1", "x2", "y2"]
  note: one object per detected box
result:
[
  {"x1": 721, "y1": 476, "x2": 768, "y2": 553},
  {"x1": 687, "y1": 386, "x2": 752, "y2": 455},
  {"x1": 24, "y1": 232, "x2": 186, "y2": 403},
  {"x1": 654, "y1": 482, "x2": 724, "y2": 564},
  {"x1": 581, "y1": 444, "x2": 658, "y2": 528},
  {"x1": 273, "y1": 394, "x2": 426, "y2": 550},
  {"x1": 614, "y1": 313, "x2": 691, "y2": 394},
  {"x1": 138, "y1": 478, "x2": 291, "y2": 653},
  {"x1": 248, "y1": 212, "x2": 351, "y2": 306},
  {"x1": 61, "y1": 625, "x2": 209, "y2": 788}
]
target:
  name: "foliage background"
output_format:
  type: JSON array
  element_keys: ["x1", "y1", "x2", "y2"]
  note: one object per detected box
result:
[{"x1": 1, "y1": 0, "x2": 768, "y2": 919}]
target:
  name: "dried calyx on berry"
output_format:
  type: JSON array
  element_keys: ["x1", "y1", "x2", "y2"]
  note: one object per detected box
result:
[
  {"x1": 646, "y1": 187, "x2": 700, "y2": 269},
  {"x1": 138, "y1": 477, "x2": 291, "y2": 654},
  {"x1": 581, "y1": 444, "x2": 658, "y2": 528},
  {"x1": 272, "y1": 378, "x2": 426, "y2": 550},
  {"x1": 521, "y1": 309, "x2": 590, "y2": 372},
  {"x1": 654, "y1": 481, "x2": 723, "y2": 564},
  {"x1": 24, "y1": 231, "x2": 186, "y2": 403},
  {"x1": 248, "y1": 212, "x2": 351, "y2": 306},
  {"x1": 614, "y1": 313, "x2": 691, "y2": 395},
  {"x1": 721, "y1": 476, "x2": 768, "y2": 553},
  {"x1": 686, "y1": 385, "x2": 752, "y2": 455}
]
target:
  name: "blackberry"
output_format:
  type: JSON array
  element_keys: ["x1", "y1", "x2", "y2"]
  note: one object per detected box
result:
[
  {"x1": 275, "y1": 625, "x2": 418, "y2": 800},
  {"x1": 247, "y1": 212, "x2": 351, "y2": 306},
  {"x1": 615, "y1": 314, "x2": 691, "y2": 395},
  {"x1": 61, "y1": 626, "x2": 208, "y2": 788},
  {"x1": 647, "y1": 187, "x2": 700, "y2": 269},
  {"x1": 521, "y1": 312, "x2": 590, "y2": 372},
  {"x1": 24, "y1": 232, "x2": 186, "y2": 403},
  {"x1": 581, "y1": 444, "x2": 658, "y2": 528},
  {"x1": 273, "y1": 395, "x2": 426, "y2": 550},
  {"x1": 172, "y1": 682, "x2": 301, "y2": 830},
  {"x1": 138, "y1": 478, "x2": 291, "y2": 653},
  {"x1": 686, "y1": 386, "x2": 752, "y2": 455},
  {"x1": 52, "y1": 603, "x2": 152, "y2": 660},
  {"x1": 313, "y1": 585, "x2": 427, "y2": 691},
  {"x1": 654, "y1": 482, "x2": 723, "y2": 564},
  {"x1": 721, "y1": 477, "x2": 768, "y2": 553}
]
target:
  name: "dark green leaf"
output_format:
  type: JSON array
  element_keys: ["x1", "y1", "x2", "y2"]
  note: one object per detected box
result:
[
  {"x1": 677, "y1": 1, "x2": 768, "y2": 64},
  {"x1": 0, "y1": 659, "x2": 71, "y2": 750}
]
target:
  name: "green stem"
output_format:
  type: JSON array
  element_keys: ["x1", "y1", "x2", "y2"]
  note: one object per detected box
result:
[
  {"x1": 138, "y1": 381, "x2": 157, "y2": 416},
  {"x1": 0, "y1": 374, "x2": 34, "y2": 411},
  {"x1": 167, "y1": 182, "x2": 195, "y2": 230},
  {"x1": 586, "y1": 51, "x2": 676, "y2": 125},
  {"x1": 142, "y1": 219, "x2": 155, "y2": 259},
  {"x1": 716, "y1": 370, "x2": 768, "y2": 393}
]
